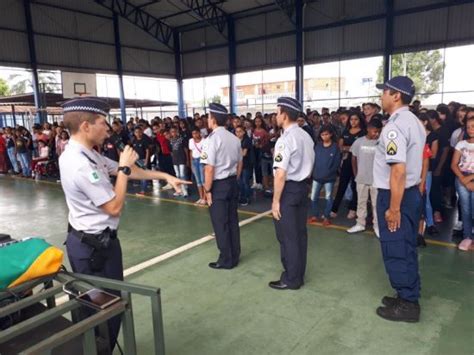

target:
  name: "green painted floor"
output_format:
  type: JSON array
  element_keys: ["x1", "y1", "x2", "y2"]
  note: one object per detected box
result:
[{"x1": 1, "y1": 177, "x2": 473, "y2": 355}]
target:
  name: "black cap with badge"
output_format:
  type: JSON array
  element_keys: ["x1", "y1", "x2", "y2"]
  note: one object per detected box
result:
[
  {"x1": 376, "y1": 76, "x2": 415, "y2": 100},
  {"x1": 61, "y1": 97, "x2": 111, "y2": 117}
]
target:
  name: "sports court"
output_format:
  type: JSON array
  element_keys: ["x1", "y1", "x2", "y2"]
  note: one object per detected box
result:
[{"x1": 1, "y1": 176, "x2": 471, "y2": 355}]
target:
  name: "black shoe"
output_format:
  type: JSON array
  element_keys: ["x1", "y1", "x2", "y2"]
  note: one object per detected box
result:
[
  {"x1": 208, "y1": 262, "x2": 232, "y2": 270},
  {"x1": 376, "y1": 299, "x2": 420, "y2": 322},
  {"x1": 426, "y1": 226, "x2": 439, "y2": 235},
  {"x1": 268, "y1": 280, "x2": 300, "y2": 290},
  {"x1": 417, "y1": 235, "x2": 427, "y2": 248},
  {"x1": 381, "y1": 295, "x2": 400, "y2": 307}
]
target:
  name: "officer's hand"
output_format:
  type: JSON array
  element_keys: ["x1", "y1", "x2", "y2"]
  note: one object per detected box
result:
[
  {"x1": 167, "y1": 176, "x2": 192, "y2": 194},
  {"x1": 206, "y1": 192, "x2": 213, "y2": 206},
  {"x1": 272, "y1": 201, "x2": 281, "y2": 221},
  {"x1": 385, "y1": 208, "x2": 401, "y2": 232},
  {"x1": 119, "y1": 146, "x2": 138, "y2": 168}
]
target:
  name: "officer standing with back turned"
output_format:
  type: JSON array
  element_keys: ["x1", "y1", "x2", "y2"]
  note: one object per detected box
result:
[
  {"x1": 373, "y1": 76, "x2": 426, "y2": 322},
  {"x1": 201, "y1": 103, "x2": 242, "y2": 270},
  {"x1": 59, "y1": 97, "x2": 190, "y2": 350},
  {"x1": 270, "y1": 97, "x2": 315, "y2": 290}
]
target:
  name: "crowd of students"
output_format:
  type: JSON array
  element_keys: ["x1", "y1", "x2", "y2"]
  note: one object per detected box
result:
[{"x1": 0, "y1": 100, "x2": 473, "y2": 251}]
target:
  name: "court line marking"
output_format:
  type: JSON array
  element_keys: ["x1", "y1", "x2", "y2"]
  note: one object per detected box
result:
[
  {"x1": 5, "y1": 176, "x2": 459, "y2": 248},
  {"x1": 124, "y1": 209, "x2": 271, "y2": 277},
  {"x1": 54, "y1": 209, "x2": 271, "y2": 305}
]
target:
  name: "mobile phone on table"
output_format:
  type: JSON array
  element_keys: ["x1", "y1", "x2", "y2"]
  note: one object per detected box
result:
[{"x1": 76, "y1": 288, "x2": 120, "y2": 310}]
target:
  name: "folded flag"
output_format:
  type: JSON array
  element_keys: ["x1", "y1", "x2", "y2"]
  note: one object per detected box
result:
[{"x1": 0, "y1": 238, "x2": 63, "y2": 290}]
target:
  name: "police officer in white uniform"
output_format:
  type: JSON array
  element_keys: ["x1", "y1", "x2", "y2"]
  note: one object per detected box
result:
[
  {"x1": 59, "y1": 97, "x2": 190, "y2": 349},
  {"x1": 201, "y1": 103, "x2": 242, "y2": 269},
  {"x1": 270, "y1": 97, "x2": 315, "y2": 290},
  {"x1": 373, "y1": 76, "x2": 426, "y2": 322}
]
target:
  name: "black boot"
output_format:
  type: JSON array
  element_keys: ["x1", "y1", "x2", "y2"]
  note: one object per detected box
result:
[
  {"x1": 376, "y1": 298, "x2": 420, "y2": 322},
  {"x1": 381, "y1": 295, "x2": 399, "y2": 307}
]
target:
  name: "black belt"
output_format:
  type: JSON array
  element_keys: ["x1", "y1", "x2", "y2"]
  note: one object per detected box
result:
[
  {"x1": 68, "y1": 224, "x2": 117, "y2": 250},
  {"x1": 68, "y1": 224, "x2": 117, "y2": 239}
]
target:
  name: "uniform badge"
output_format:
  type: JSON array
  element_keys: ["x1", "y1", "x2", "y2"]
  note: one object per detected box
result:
[
  {"x1": 387, "y1": 130, "x2": 398, "y2": 140},
  {"x1": 274, "y1": 153, "x2": 283, "y2": 162},
  {"x1": 89, "y1": 171, "x2": 100, "y2": 183},
  {"x1": 201, "y1": 152, "x2": 208, "y2": 160},
  {"x1": 276, "y1": 143, "x2": 285, "y2": 151},
  {"x1": 386, "y1": 141, "x2": 398, "y2": 155}
]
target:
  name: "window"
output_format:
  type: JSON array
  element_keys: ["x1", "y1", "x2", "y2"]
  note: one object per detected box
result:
[{"x1": 183, "y1": 75, "x2": 229, "y2": 115}]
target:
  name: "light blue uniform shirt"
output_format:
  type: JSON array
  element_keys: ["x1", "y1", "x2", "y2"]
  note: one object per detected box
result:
[
  {"x1": 59, "y1": 139, "x2": 119, "y2": 233},
  {"x1": 200, "y1": 127, "x2": 242, "y2": 180},
  {"x1": 373, "y1": 106, "x2": 426, "y2": 189}
]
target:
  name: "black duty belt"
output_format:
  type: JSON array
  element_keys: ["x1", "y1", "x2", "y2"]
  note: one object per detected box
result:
[{"x1": 68, "y1": 224, "x2": 117, "y2": 250}]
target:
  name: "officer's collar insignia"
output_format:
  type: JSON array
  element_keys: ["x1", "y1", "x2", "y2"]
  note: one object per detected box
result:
[
  {"x1": 386, "y1": 141, "x2": 398, "y2": 155},
  {"x1": 274, "y1": 153, "x2": 283, "y2": 162}
]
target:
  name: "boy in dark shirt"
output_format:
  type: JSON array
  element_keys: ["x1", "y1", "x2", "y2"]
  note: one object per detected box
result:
[
  {"x1": 236, "y1": 126, "x2": 254, "y2": 205},
  {"x1": 132, "y1": 126, "x2": 152, "y2": 195}
]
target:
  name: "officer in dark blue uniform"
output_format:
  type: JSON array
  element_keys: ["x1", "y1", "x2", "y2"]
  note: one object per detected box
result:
[
  {"x1": 201, "y1": 103, "x2": 242, "y2": 269},
  {"x1": 59, "y1": 97, "x2": 190, "y2": 349},
  {"x1": 270, "y1": 97, "x2": 315, "y2": 290},
  {"x1": 373, "y1": 77, "x2": 426, "y2": 322}
]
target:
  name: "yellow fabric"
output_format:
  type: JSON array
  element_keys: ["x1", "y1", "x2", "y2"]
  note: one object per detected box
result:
[{"x1": 8, "y1": 246, "x2": 64, "y2": 288}]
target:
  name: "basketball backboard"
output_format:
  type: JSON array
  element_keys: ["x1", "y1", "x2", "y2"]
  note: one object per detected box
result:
[{"x1": 61, "y1": 72, "x2": 97, "y2": 98}]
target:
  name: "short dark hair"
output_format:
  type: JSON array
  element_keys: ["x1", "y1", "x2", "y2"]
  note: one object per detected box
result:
[
  {"x1": 368, "y1": 118, "x2": 383, "y2": 129},
  {"x1": 318, "y1": 124, "x2": 336, "y2": 142},
  {"x1": 426, "y1": 109, "x2": 443, "y2": 126},
  {"x1": 279, "y1": 105, "x2": 299, "y2": 121},
  {"x1": 211, "y1": 112, "x2": 228, "y2": 126},
  {"x1": 388, "y1": 89, "x2": 412, "y2": 105}
]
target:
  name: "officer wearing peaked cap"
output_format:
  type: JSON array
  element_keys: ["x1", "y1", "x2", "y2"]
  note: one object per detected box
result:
[
  {"x1": 269, "y1": 97, "x2": 315, "y2": 290},
  {"x1": 373, "y1": 76, "x2": 426, "y2": 322},
  {"x1": 59, "y1": 96, "x2": 190, "y2": 350},
  {"x1": 201, "y1": 103, "x2": 243, "y2": 269}
]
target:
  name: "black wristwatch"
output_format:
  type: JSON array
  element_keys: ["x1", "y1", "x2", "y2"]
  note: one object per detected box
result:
[{"x1": 117, "y1": 166, "x2": 131, "y2": 176}]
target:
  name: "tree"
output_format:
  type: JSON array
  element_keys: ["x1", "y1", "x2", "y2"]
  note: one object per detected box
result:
[
  {"x1": 377, "y1": 50, "x2": 444, "y2": 99},
  {"x1": 8, "y1": 70, "x2": 60, "y2": 95},
  {"x1": 0, "y1": 78, "x2": 9, "y2": 96}
]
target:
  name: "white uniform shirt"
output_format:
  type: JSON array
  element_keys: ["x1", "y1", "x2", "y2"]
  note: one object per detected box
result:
[
  {"x1": 273, "y1": 123, "x2": 315, "y2": 181},
  {"x1": 200, "y1": 127, "x2": 242, "y2": 180},
  {"x1": 373, "y1": 106, "x2": 426, "y2": 189},
  {"x1": 59, "y1": 139, "x2": 119, "y2": 234}
]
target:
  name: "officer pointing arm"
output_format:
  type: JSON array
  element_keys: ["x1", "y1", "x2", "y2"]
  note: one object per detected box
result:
[{"x1": 59, "y1": 97, "x2": 190, "y2": 350}]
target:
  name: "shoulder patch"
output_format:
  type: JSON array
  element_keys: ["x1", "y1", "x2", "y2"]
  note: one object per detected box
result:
[
  {"x1": 274, "y1": 153, "x2": 283, "y2": 163},
  {"x1": 89, "y1": 170, "x2": 101, "y2": 183},
  {"x1": 386, "y1": 141, "x2": 398, "y2": 155},
  {"x1": 201, "y1": 152, "x2": 208, "y2": 160},
  {"x1": 387, "y1": 130, "x2": 398, "y2": 140}
]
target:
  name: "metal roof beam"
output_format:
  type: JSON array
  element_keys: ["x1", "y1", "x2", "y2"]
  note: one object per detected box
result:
[
  {"x1": 94, "y1": 0, "x2": 174, "y2": 50},
  {"x1": 178, "y1": 0, "x2": 228, "y2": 38}
]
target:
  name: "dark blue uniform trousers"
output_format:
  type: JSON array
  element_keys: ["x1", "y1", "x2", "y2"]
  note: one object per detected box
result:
[
  {"x1": 209, "y1": 176, "x2": 241, "y2": 268},
  {"x1": 66, "y1": 232, "x2": 123, "y2": 350},
  {"x1": 273, "y1": 181, "x2": 309, "y2": 288},
  {"x1": 376, "y1": 187, "x2": 422, "y2": 302}
]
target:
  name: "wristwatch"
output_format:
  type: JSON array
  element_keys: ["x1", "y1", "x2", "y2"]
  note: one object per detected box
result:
[{"x1": 117, "y1": 166, "x2": 131, "y2": 176}]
